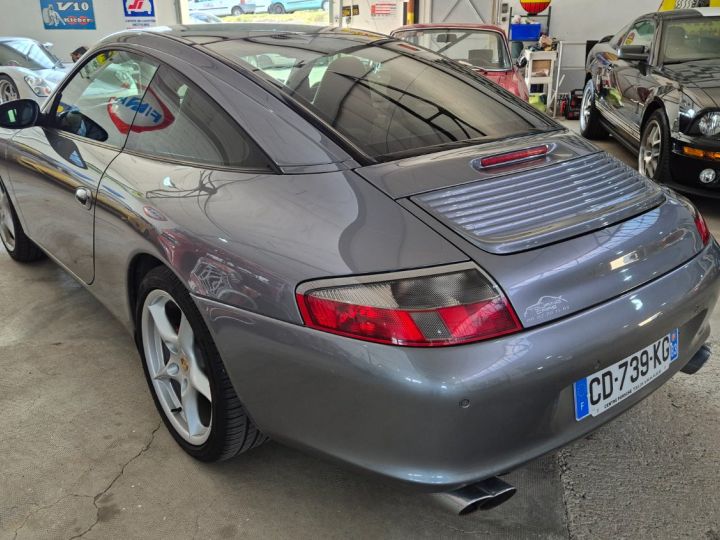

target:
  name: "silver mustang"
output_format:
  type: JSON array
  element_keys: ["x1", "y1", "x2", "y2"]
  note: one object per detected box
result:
[{"x1": 0, "y1": 24, "x2": 718, "y2": 515}]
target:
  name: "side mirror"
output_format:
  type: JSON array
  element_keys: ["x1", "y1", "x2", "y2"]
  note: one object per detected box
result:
[
  {"x1": 618, "y1": 45, "x2": 649, "y2": 62},
  {"x1": 0, "y1": 99, "x2": 40, "y2": 129},
  {"x1": 516, "y1": 56, "x2": 528, "y2": 69}
]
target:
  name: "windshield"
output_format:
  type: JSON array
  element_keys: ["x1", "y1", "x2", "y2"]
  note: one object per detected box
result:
[
  {"x1": 393, "y1": 28, "x2": 511, "y2": 70},
  {"x1": 662, "y1": 17, "x2": 720, "y2": 64},
  {"x1": 0, "y1": 39, "x2": 60, "y2": 70},
  {"x1": 207, "y1": 32, "x2": 552, "y2": 160}
]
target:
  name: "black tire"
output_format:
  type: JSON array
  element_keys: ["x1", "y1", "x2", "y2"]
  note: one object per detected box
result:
[
  {"x1": 270, "y1": 3, "x2": 286, "y2": 14},
  {"x1": 231, "y1": 5, "x2": 244, "y2": 15},
  {"x1": 135, "y1": 266, "x2": 267, "y2": 461},
  {"x1": 0, "y1": 179, "x2": 44, "y2": 262},
  {"x1": 579, "y1": 78, "x2": 609, "y2": 140},
  {"x1": 638, "y1": 110, "x2": 672, "y2": 184},
  {"x1": 0, "y1": 74, "x2": 19, "y2": 104}
]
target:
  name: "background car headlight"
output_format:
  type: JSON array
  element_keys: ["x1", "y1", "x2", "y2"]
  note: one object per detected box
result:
[
  {"x1": 23, "y1": 75, "x2": 53, "y2": 98},
  {"x1": 698, "y1": 112, "x2": 720, "y2": 137}
]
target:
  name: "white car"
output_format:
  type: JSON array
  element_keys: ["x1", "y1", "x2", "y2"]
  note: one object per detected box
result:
[
  {"x1": 187, "y1": 0, "x2": 256, "y2": 16},
  {"x1": 0, "y1": 37, "x2": 70, "y2": 105},
  {"x1": 189, "y1": 11, "x2": 224, "y2": 23}
]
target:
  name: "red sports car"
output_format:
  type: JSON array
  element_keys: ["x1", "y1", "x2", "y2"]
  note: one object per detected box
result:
[{"x1": 391, "y1": 24, "x2": 529, "y2": 101}]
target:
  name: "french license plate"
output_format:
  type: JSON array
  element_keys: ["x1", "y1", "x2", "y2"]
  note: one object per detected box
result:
[{"x1": 574, "y1": 329, "x2": 679, "y2": 421}]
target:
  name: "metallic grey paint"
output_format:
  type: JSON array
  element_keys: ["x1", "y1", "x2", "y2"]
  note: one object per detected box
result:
[{"x1": 0, "y1": 25, "x2": 718, "y2": 492}]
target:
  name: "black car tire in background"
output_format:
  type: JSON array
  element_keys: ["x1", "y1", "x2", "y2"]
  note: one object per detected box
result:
[
  {"x1": 0, "y1": 179, "x2": 44, "y2": 262},
  {"x1": 639, "y1": 110, "x2": 672, "y2": 183},
  {"x1": 231, "y1": 5, "x2": 244, "y2": 15},
  {"x1": 270, "y1": 2, "x2": 286, "y2": 13},
  {"x1": 579, "y1": 79, "x2": 608, "y2": 140},
  {"x1": 136, "y1": 266, "x2": 268, "y2": 462}
]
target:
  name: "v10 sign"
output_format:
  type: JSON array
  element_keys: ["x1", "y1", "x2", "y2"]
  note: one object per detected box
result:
[{"x1": 40, "y1": 0, "x2": 96, "y2": 30}]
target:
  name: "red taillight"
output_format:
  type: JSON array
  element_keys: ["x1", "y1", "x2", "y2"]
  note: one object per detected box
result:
[
  {"x1": 296, "y1": 266, "x2": 522, "y2": 347},
  {"x1": 479, "y1": 145, "x2": 549, "y2": 168},
  {"x1": 694, "y1": 209, "x2": 711, "y2": 246}
]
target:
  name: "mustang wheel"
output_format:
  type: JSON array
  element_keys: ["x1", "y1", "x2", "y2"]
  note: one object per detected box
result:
[
  {"x1": 579, "y1": 78, "x2": 608, "y2": 140},
  {"x1": 0, "y1": 179, "x2": 44, "y2": 262},
  {"x1": 639, "y1": 110, "x2": 672, "y2": 183},
  {"x1": 0, "y1": 76, "x2": 18, "y2": 104},
  {"x1": 231, "y1": 5, "x2": 244, "y2": 15},
  {"x1": 137, "y1": 266, "x2": 267, "y2": 461}
]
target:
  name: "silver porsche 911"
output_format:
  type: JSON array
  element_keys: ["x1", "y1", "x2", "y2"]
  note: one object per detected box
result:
[{"x1": 0, "y1": 24, "x2": 717, "y2": 514}]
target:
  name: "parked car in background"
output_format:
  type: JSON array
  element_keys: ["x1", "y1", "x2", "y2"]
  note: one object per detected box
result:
[
  {"x1": 582, "y1": 8, "x2": 720, "y2": 196},
  {"x1": 187, "y1": 0, "x2": 256, "y2": 16},
  {"x1": 0, "y1": 25, "x2": 717, "y2": 516},
  {"x1": 256, "y1": 0, "x2": 329, "y2": 14},
  {"x1": 391, "y1": 24, "x2": 529, "y2": 101},
  {"x1": 189, "y1": 11, "x2": 224, "y2": 23},
  {"x1": 0, "y1": 37, "x2": 69, "y2": 104}
]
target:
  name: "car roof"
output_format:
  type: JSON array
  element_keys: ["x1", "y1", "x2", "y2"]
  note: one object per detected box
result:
[
  {"x1": 650, "y1": 7, "x2": 720, "y2": 20},
  {"x1": 0, "y1": 36, "x2": 36, "y2": 42},
  {"x1": 392, "y1": 23, "x2": 505, "y2": 34},
  {"x1": 141, "y1": 23, "x2": 388, "y2": 46}
]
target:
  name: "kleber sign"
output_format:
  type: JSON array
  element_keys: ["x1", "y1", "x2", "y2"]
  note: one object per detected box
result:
[
  {"x1": 108, "y1": 88, "x2": 175, "y2": 134},
  {"x1": 40, "y1": 0, "x2": 96, "y2": 30}
]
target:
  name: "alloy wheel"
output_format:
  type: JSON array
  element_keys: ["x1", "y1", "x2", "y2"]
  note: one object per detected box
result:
[
  {"x1": 0, "y1": 182, "x2": 16, "y2": 251},
  {"x1": 0, "y1": 80, "x2": 18, "y2": 104},
  {"x1": 141, "y1": 289, "x2": 212, "y2": 445},
  {"x1": 639, "y1": 120, "x2": 662, "y2": 179},
  {"x1": 580, "y1": 83, "x2": 593, "y2": 133}
]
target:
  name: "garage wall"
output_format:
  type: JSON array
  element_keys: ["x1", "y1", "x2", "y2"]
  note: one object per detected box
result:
[
  {"x1": 504, "y1": 0, "x2": 662, "y2": 92},
  {"x1": 0, "y1": 0, "x2": 189, "y2": 62}
]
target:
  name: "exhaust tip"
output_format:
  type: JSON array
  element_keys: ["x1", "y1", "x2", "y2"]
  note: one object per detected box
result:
[{"x1": 432, "y1": 477, "x2": 517, "y2": 515}]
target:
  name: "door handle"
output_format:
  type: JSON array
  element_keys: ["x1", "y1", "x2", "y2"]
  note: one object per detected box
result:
[{"x1": 75, "y1": 187, "x2": 92, "y2": 210}]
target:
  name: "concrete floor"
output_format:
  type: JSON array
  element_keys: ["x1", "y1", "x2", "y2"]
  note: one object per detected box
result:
[{"x1": 1, "y1": 125, "x2": 719, "y2": 539}]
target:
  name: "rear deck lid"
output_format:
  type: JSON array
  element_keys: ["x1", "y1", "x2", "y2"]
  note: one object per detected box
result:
[{"x1": 356, "y1": 132, "x2": 704, "y2": 327}]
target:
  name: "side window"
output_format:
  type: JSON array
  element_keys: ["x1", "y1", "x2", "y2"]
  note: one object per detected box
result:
[
  {"x1": 610, "y1": 23, "x2": 632, "y2": 48},
  {"x1": 52, "y1": 50, "x2": 158, "y2": 146},
  {"x1": 124, "y1": 66, "x2": 272, "y2": 170},
  {"x1": 623, "y1": 20, "x2": 656, "y2": 50}
]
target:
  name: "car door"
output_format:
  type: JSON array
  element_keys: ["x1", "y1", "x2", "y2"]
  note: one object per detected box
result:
[
  {"x1": 5, "y1": 49, "x2": 158, "y2": 283},
  {"x1": 601, "y1": 18, "x2": 658, "y2": 140}
]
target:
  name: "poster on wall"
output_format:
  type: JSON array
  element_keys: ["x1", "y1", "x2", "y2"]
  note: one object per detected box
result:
[
  {"x1": 40, "y1": 0, "x2": 96, "y2": 30},
  {"x1": 370, "y1": 3, "x2": 397, "y2": 16},
  {"x1": 123, "y1": 0, "x2": 157, "y2": 29}
]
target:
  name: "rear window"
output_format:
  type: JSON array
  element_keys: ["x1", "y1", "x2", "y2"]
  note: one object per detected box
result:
[
  {"x1": 206, "y1": 32, "x2": 553, "y2": 160},
  {"x1": 393, "y1": 28, "x2": 511, "y2": 70}
]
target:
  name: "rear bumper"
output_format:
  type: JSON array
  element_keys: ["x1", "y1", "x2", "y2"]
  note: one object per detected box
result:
[{"x1": 195, "y1": 242, "x2": 720, "y2": 491}]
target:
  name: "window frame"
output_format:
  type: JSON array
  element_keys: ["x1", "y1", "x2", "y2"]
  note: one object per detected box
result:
[
  {"x1": 121, "y1": 63, "x2": 278, "y2": 174},
  {"x1": 44, "y1": 45, "x2": 278, "y2": 174},
  {"x1": 44, "y1": 47, "x2": 158, "y2": 151},
  {"x1": 621, "y1": 17, "x2": 658, "y2": 57}
]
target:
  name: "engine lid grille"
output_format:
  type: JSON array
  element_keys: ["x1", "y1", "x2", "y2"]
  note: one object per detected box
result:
[{"x1": 413, "y1": 152, "x2": 665, "y2": 254}]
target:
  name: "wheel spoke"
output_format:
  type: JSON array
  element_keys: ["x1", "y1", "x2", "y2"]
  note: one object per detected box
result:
[
  {"x1": 188, "y1": 362, "x2": 212, "y2": 402},
  {"x1": 147, "y1": 300, "x2": 179, "y2": 352},
  {"x1": 181, "y1": 383, "x2": 206, "y2": 437},
  {"x1": 154, "y1": 359, "x2": 181, "y2": 381}
]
